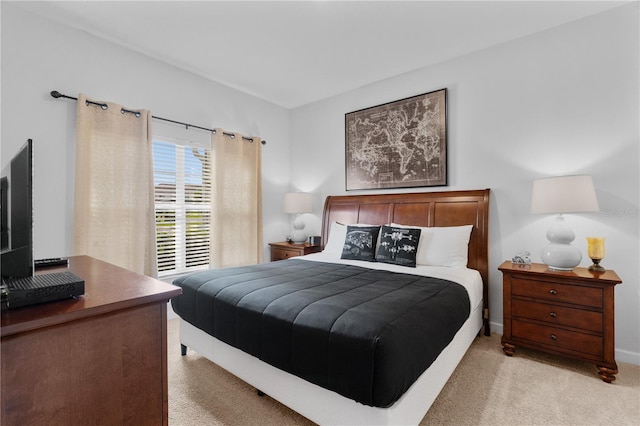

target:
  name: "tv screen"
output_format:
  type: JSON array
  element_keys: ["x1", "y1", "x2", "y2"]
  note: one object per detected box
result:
[
  {"x1": 1, "y1": 139, "x2": 33, "y2": 278},
  {"x1": 1, "y1": 176, "x2": 8, "y2": 250}
]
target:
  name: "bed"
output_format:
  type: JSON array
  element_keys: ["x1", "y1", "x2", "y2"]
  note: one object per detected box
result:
[{"x1": 172, "y1": 189, "x2": 490, "y2": 425}]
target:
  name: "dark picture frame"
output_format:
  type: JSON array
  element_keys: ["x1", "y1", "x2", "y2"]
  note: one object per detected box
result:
[{"x1": 345, "y1": 88, "x2": 447, "y2": 191}]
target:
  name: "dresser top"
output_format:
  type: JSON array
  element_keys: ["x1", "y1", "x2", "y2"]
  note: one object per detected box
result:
[
  {"x1": 498, "y1": 261, "x2": 622, "y2": 284},
  {"x1": 1, "y1": 255, "x2": 182, "y2": 337}
]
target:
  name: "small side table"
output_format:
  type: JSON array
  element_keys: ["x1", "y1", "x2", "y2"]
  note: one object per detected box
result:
[
  {"x1": 269, "y1": 241, "x2": 321, "y2": 261},
  {"x1": 499, "y1": 261, "x2": 622, "y2": 382}
]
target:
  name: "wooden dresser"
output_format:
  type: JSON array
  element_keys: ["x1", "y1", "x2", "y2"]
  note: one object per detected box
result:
[
  {"x1": 269, "y1": 241, "x2": 321, "y2": 261},
  {"x1": 499, "y1": 261, "x2": 622, "y2": 382},
  {"x1": 1, "y1": 256, "x2": 182, "y2": 425}
]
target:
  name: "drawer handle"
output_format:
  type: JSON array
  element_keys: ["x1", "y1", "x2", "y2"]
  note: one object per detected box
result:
[
  {"x1": 549, "y1": 312, "x2": 557, "y2": 318},
  {"x1": 550, "y1": 334, "x2": 557, "y2": 341},
  {"x1": 549, "y1": 289, "x2": 558, "y2": 295}
]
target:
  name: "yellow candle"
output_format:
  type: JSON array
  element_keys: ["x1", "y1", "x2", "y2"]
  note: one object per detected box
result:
[{"x1": 587, "y1": 237, "x2": 605, "y2": 259}]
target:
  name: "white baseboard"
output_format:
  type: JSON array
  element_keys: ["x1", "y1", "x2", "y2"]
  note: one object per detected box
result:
[
  {"x1": 489, "y1": 321, "x2": 639, "y2": 366},
  {"x1": 490, "y1": 321, "x2": 503, "y2": 337},
  {"x1": 615, "y1": 348, "x2": 640, "y2": 366}
]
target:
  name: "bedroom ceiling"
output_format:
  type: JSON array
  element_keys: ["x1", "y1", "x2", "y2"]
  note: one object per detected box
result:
[{"x1": 14, "y1": 1, "x2": 629, "y2": 109}]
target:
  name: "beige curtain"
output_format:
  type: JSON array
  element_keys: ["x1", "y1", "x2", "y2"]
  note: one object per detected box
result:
[
  {"x1": 210, "y1": 129, "x2": 263, "y2": 268},
  {"x1": 73, "y1": 94, "x2": 157, "y2": 276}
]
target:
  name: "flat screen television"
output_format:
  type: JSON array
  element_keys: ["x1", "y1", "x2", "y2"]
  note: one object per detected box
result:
[{"x1": 1, "y1": 139, "x2": 34, "y2": 278}]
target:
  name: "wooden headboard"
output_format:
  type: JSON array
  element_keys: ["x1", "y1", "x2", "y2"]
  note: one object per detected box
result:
[{"x1": 321, "y1": 189, "x2": 490, "y2": 334}]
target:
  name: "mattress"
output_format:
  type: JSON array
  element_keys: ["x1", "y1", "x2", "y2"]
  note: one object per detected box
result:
[
  {"x1": 300, "y1": 252, "x2": 483, "y2": 312},
  {"x1": 171, "y1": 257, "x2": 478, "y2": 407}
]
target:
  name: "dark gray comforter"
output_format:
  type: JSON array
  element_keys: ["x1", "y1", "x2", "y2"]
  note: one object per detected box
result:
[{"x1": 171, "y1": 259, "x2": 470, "y2": 407}]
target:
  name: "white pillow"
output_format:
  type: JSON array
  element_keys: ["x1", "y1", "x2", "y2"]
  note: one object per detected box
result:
[
  {"x1": 392, "y1": 223, "x2": 473, "y2": 267},
  {"x1": 322, "y1": 221, "x2": 347, "y2": 257}
]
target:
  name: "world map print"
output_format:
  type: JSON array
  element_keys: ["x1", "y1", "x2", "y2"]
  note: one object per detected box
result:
[{"x1": 345, "y1": 89, "x2": 447, "y2": 190}]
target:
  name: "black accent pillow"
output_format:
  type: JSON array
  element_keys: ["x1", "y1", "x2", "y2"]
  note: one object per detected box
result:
[
  {"x1": 341, "y1": 226, "x2": 381, "y2": 262},
  {"x1": 376, "y1": 225, "x2": 421, "y2": 267}
]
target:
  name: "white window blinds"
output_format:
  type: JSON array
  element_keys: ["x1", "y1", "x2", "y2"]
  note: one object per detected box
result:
[{"x1": 153, "y1": 139, "x2": 211, "y2": 277}]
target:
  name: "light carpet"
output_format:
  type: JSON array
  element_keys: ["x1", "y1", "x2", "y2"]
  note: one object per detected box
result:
[{"x1": 167, "y1": 319, "x2": 640, "y2": 425}]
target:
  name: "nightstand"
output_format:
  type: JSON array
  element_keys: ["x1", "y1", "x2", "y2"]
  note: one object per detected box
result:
[
  {"x1": 499, "y1": 261, "x2": 622, "y2": 382},
  {"x1": 269, "y1": 241, "x2": 321, "y2": 261}
]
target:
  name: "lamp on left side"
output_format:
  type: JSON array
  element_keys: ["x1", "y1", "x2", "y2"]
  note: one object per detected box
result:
[{"x1": 284, "y1": 192, "x2": 312, "y2": 243}]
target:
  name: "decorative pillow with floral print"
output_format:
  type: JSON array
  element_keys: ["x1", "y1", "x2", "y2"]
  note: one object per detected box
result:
[{"x1": 375, "y1": 225, "x2": 421, "y2": 267}]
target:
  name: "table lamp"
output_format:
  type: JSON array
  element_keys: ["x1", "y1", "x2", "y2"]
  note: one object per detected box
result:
[
  {"x1": 284, "y1": 192, "x2": 312, "y2": 243},
  {"x1": 531, "y1": 175, "x2": 599, "y2": 270}
]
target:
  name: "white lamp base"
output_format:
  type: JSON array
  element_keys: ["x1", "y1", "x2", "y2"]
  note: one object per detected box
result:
[
  {"x1": 541, "y1": 214, "x2": 582, "y2": 270},
  {"x1": 290, "y1": 214, "x2": 308, "y2": 244},
  {"x1": 541, "y1": 243, "x2": 582, "y2": 270},
  {"x1": 290, "y1": 231, "x2": 308, "y2": 244}
]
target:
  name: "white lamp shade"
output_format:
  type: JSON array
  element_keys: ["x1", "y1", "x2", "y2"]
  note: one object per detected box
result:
[
  {"x1": 531, "y1": 175, "x2": 599, "y2": 214},
  {"x1": 284, "y1": 192, "x2": 312, "y2": 214}
]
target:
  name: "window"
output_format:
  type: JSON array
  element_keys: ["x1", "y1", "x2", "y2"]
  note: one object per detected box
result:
[{"x1": 153, "y1": 139, "x2": 211, "y2": 277}]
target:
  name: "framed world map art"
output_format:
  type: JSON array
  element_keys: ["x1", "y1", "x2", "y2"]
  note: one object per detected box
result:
[{"x1": 345, "y1": 88, "x2": 447, "y2": 191}]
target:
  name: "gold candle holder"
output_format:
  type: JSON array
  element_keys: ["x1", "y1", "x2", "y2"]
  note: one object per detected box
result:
[{"x1": 587, "y1": 237, "x2": 605, "y2": 272}]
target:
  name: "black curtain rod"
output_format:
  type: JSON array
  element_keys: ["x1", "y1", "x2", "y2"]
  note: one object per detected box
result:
[{"x1": 50, "y1": 91, "x2": 266, "y2": 145}]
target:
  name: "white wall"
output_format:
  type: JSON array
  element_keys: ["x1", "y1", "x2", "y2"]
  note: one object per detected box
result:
[
  {"x1": 290, "y1": 4, "x2": 640, "y2": 364},
  {"x1": 1, "y1": 3, "x2": 292, "y2": 262},
  {"x1": 3, "y1": 3, "x2": 638, "y2": 365}
]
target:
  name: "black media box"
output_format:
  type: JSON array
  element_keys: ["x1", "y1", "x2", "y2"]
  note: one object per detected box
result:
[{"x1": 2, "y1": 271, "x2": 84, "y2": 309}]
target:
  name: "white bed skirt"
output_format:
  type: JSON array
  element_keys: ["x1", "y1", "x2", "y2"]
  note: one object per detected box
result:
[{"x1": 178, "y1": 301, "x2": 483, "y2": 425}]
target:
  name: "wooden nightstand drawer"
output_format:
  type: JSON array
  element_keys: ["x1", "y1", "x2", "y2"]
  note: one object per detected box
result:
[
  {"x1": 269, "y1": 242, "x2": 322, "y2": 262},
  {"x1": 512, "y1": 299, "x2": 603, "y2": 333},
  {"x1": 271, "y1": 248, "x2": 298, "y2": 261},
  {"x1": 512, "y1": 320, "x2": 603, "y2": 357},
  {"x1": 511, "y1": 278, "x2": 603, "y2": 308}
]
